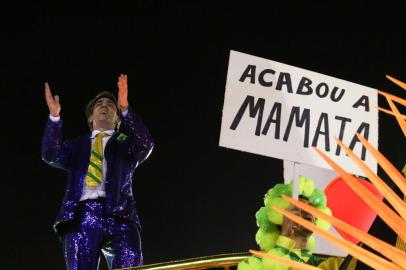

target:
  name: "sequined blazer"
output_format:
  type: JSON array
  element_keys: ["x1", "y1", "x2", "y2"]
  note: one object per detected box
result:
[{"x1": 41, "y1": 107, "x2": 154, "y2": 237}]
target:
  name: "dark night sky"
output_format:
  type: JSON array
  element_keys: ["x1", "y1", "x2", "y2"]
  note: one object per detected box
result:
[{"x1": 1, "y1": 1, "x2": 405, "y2": 269}]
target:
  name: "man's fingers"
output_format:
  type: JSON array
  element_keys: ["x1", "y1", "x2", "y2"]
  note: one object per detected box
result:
[
  {"x1": 118, "y1": 80, "x2": 123, "y2": 92},
  {"x1": 45, "y1": 82, "x2": 51, "y2": 97},
  {"x1": 44, "y1": 82, "x2": 61, "y2": 105},
  {"x1": 118, "y1": 75, "x2": 123, "y2": 88},
  {"x1": 117, "y1": 74, "x2": 128, "y2": 99},
  {"x1": 119, "y1": 74, "x2": 127, "y2": 81},
  {"x1": 121, "y1": 74, "x2": 128, "y2": 91},
  {"x1": 44, "y1": 82, "x2": 54, "y2": 106},
  {"x1": 118, "y1": 75, "x2": 127, "y2": 92},
  {"x1": 123, "y1": 74, "x2": 127, "y2": 85}
]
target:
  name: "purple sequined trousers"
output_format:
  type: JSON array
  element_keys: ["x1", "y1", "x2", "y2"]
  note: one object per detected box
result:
[{"x1": 62, "y1": 199, "x2": 142, "y2": 270}]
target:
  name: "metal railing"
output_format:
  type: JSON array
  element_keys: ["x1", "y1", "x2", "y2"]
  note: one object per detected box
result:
[{"x1": 118, "y1": 253, "x2": 249, "y2": 270}]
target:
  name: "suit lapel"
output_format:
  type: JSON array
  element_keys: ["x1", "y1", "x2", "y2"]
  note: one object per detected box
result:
[{"x1": 104, "y1": 132, "x2": 119, "y2": 162}]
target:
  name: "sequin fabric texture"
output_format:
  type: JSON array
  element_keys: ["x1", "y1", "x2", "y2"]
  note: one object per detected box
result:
[{"x1": 63, "y1": 199, "x2": 142, "y2": 270}]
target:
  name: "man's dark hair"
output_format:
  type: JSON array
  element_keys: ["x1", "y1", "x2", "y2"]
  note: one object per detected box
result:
[{"x1": 85, "y1": 91, "x2": 121, "y2": 130}]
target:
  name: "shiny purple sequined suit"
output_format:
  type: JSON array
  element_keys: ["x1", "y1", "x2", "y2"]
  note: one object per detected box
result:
[{"x1": 42, "y1": 108, "x2": 154, "y2": 270}]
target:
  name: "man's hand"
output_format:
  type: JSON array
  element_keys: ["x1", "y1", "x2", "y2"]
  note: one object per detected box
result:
[
  {"x1": 44, "y1": 82, "x2": 61, "y2": 117},
  {"x1": 117, "y1": 74, "x2": 129, "y2": 111}
]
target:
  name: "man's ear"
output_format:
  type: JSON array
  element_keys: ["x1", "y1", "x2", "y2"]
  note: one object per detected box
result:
[{"x1": 88, "y1": 114, "x2": 93, "y2": 126}]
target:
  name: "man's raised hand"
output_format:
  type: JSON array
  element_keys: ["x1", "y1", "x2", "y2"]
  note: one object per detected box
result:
[
  {"x1": 117, "y1": 74, "x2": 129, "y2": 111},
  {"x1": 44, "y1": 82, "x2": 61, "y2": 117}
]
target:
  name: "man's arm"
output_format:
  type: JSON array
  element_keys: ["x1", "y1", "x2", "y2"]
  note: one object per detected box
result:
[
  {"x1": 41, "y1": 82, "x2": 72, "y2": 170},
  {"x1": 117, "y1": 74, "x2": 154, "y2": 164},
  {"x1": 121, "y1": 107, "x2": 154, "y2": 164}
]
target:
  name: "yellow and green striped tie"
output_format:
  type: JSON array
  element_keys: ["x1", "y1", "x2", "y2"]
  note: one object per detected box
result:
[{"x1": 85, "y1": 132, "x2": 109, "y2": 188}]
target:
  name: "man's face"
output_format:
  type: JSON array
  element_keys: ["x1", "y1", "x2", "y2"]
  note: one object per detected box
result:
[
  {"x1": 281, "y1": 203, "x2": 316, "y2": 238},
  {"x1": 89, "y1": 97, "x2": 119, "y2": 129},
  {"x1": 288, "y1": 205, "x2": 315, "y2": 236}
]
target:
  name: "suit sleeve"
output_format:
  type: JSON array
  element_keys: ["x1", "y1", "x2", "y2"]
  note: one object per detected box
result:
[
  {"x1": 41, "y1": 118, "x2": 72, "y2": 171},
  {"x1": 120, "y1": 107, "x2": 154, "y2": 165}
]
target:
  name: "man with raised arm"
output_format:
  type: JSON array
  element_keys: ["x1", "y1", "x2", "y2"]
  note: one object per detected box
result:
[{"x1": 42, "y1": 74, "x2": 154, "y2": 270}]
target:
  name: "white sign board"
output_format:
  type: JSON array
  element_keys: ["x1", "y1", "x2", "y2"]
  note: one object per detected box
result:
[{"x1": 219, "y1": 50, "x2": 379, "y2": 176}]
